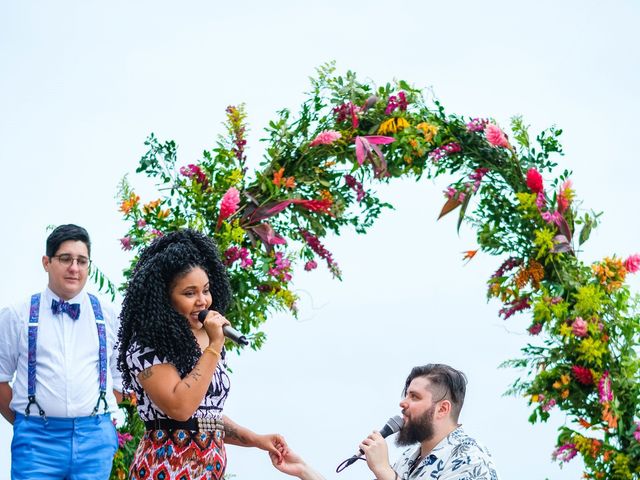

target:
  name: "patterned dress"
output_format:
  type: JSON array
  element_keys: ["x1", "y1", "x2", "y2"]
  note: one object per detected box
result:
[
  {"x1": 393, "y1": 427, "x2": 500, "y2": 480},
  {"x1": 125, "y1": 342, "x2": 231, "y2": 480}
]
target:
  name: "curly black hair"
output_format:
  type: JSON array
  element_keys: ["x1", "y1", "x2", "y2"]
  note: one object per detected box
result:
[{"x1": 117, "y1": 229, "x2": 232, "y2": 392}]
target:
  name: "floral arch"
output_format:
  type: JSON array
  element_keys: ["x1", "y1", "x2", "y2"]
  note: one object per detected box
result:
[{"x1": 109, "y1": 64, "x2": 640, "y2": 480}]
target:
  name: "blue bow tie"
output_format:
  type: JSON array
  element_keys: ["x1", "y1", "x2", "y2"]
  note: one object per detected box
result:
[{"x1": 51, "y1": 299, "x2": 81, "y2": 320}]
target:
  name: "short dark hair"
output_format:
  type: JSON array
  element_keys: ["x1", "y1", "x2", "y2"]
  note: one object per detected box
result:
[
  {"x1": 46, "y1": 224, "x2": 91, "y2": 257},
  {"x1": 403, "y1": 364, "x2": 467, "y2": 421}
]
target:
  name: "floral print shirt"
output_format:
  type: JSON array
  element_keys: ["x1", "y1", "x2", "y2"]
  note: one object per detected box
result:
[{"x1": 393, "y1": 427, "x2": 499, "y2": 480}]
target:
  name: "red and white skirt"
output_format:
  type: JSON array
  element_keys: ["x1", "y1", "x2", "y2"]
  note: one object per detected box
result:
[{"x1": 129, "y1": 429, "x2": 226, "y2": 480}]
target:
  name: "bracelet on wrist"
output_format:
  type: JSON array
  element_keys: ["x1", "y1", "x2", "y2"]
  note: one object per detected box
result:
[{"x1": 203, "y1": 346, "x2": 221, "y2": 358}]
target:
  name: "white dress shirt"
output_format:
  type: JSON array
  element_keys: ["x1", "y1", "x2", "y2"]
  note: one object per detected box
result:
[{"x1": 0, "y1": 286, "x2": 122, "y2": 418}]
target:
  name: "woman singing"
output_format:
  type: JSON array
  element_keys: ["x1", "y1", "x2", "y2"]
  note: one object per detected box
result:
[{"x1": 118, "y1": 229, "x2": 286, "y2": 479}]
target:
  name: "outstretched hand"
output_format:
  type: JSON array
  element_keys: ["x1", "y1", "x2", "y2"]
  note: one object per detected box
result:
[
  {"x1": 255, "y1": 433, "x2": 288, "y2": 462},
  {"x1": 269, "y1": 445, "x2": 326, "y2": 480},
  {"x1": 269, "y1": 444, "x2": 306, "y2": 476}
]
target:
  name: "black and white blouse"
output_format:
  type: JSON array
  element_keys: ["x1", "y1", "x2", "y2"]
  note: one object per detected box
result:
[{"x1": 125, "y1": 342, "x2": 230, "y2": 421}]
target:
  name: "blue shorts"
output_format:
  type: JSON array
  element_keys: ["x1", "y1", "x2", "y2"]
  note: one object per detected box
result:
[{"x1": 11, "y1": 413, "x2": 118, "y2": 480}]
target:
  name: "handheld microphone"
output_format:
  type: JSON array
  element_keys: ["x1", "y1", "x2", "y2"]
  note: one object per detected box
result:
[
  {"x1": 336, "y1": 415, "x2": 403, "y2": 473},
  {"x1": 197, "y1": 310, "x2": 249, "y2": 346}
]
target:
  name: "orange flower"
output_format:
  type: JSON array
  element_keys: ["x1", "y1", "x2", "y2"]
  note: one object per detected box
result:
[
  {"x1": 561, "y1": 389, "x2": 570, "y2": 399},
  {"x1": 578, "y1": 418, "x2": 592, "y2": 429},
  {"x1": 602, "y1": 403, "x2": 618, "y2": 429},
  {"x1": 273, "y1": 168, "x2": 295, "y2": 189},
  {"x1": 119, "y1": 193, "x2": 140, "y2": 214},
  {"x1": 283, "y1": 176, "x2": 296, "y2": 189},
  {"x1": 462, "y1": 250, "x2": 478, "y2": 263},
  {"x1": 143, "y1": 199, "x2": 161, "y2": 214},
  {"x1": 320, "y1": 189, "x2": 333, "y2": 202},
  {"x1": 272, "y1": 168, "x2": 284, "y2": 186},
  {"x1": 415, "y1": 122, "x2": 439, "y2": 142},
  {"x1": 158, "y1": 208, "x2": 171, "y2": 219}
]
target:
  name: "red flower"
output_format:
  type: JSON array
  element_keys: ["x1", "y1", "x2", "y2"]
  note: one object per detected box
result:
[
  {"x1": 526, "y1": 168, "x2": 544, "y2": 194},
  {"x1": 572, "y1": 365, "x2": 593, "y2": 385},
  {"x1": 294, "y1": 198, "x2": 333, "y2": 215}
]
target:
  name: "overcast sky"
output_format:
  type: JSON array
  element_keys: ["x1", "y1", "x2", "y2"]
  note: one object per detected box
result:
[{"x1": 1, "y1": 1, "x2": 639, "y2": 479}]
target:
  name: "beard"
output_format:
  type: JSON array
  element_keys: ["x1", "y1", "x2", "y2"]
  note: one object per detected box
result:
[{"x1": 395, "y1": 404, "x2": 436, "y2": 446}]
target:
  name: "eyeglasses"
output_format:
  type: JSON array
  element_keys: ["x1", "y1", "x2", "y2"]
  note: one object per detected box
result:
[{"x1": 51, "y1": 254, "x2": 91, "y2": 269}]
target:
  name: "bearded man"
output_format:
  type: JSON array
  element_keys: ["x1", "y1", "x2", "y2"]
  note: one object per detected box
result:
[{"x1": 359, "y1": 364, "x2": 499, "y2": 480}]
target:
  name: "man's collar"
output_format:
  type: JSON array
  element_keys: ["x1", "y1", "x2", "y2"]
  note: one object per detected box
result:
[
  {"x1": 45, "y1": 286, "x2": 86, "y2": 304},
  {"x1": 420, "y1": 425, "x2": 465, "y2": 461}
]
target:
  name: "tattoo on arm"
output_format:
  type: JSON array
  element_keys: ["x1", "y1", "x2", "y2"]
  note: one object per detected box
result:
[
  {"x1": 140, "y1": 368, "x2": 154, "y2": 380},
  {"x1": 187, "y1": 367, "x2": 203, "y2": 383},
  {"x1": 225, "y1": 423, "x2": 250, "y2": 445}
]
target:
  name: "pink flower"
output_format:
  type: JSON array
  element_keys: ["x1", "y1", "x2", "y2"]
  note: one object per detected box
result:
[
  {"x1": 624, "y1": 254, "x2": 640, "y2": 273},
  {"x1": 310, "y1": 130, "x2": 342, "y2": 147},
  {"x1": 541, "y1": 398, "x2": 556, "y2": 412},
  {"x1": 120, "y1": 237, "x2": 133, "y2": 251},
  {"x1": 136, "y1": 219, "x2": 147, "y2": 228},
  {"x1": 304, "y1": 260, "x2": 318, "y2": 271},
  {"x1": 485, "y1": 124, "x2": 510, "y2": 148},
  {"x1": 179, "y1": 164, "x2": 208, "y2": 187},
  {"x1": 444, "y1": 186, "x2": 458, "y2": 199},
  {"x1": 552, "y1": 443, "x2": 577, "y2": 463},
  {"x1": 299, "y1": 229, "x2": 341, "y2": 279},
  {"x1": 571, "y1": 317, "x2": 588, "y2": 337},
  {"x1": 528, "y1": 323, "x2": 543, "y2": 335},
  {"x1": 345, "y1": 175, "x2": 365, "y2": 202},
  {"x1": 217, "y1": 187, "x2": 240, "y2": 227},
  {"x1": 634, "y1": 423, "x2": 640, "y2": 442},
  {"x1": 557, "y1": 180, "x2": 573, "y2": 213},
  {"x1": 429, "y1": 142, "x2": 462, "y2": 162},
  {"x1": 526, "y1": 168, "x2": 544, "y2": 194},
  {"x1": 541, "y1": 211, "x2": 563, "y2": 226},
  {"x1": 333, "y1": 102, "x2": 361, "y2": 128},
  {"x1": 466, "y1": 118, "x2": 488, "y2": 132},
  {"x1": 598, "y1": 371, "x2": 613, "y2": 404},
  {"x1": 117, "y1": 431, "x2": 133, "y2": 447},
  {"x1": 268, "y1": 252, "x2": 292, "y2": 282},
  {"x1": 224, "y1": 247, "x2": 253, "y2": 269}
]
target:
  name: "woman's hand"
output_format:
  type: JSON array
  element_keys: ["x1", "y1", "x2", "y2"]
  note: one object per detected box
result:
[
  {"x1": 200, "y1": 310, "x2": 230, "y2": 352},
  {"x1": 255, "y1": 433, "x2": 288, "y2": 460}
]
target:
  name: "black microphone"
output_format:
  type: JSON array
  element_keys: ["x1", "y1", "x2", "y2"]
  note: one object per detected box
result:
[
  {"x1": 336, "y1": 415, "x2": 404, "y2": 473},
  {"x1": 197, "y1": 310, "x2": 249, "y2": 346}
]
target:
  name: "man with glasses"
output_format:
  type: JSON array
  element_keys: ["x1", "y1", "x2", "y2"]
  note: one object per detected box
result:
[
  {"x1": 0, "y1": 224, "x2": 123, "y2": 480},
  {"x1": 271, "y1": 364, "x2": 499, "y2": 480}
]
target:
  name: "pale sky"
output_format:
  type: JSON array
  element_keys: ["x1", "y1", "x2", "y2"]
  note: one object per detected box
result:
[{"x1": 1, "y1": 1, "x2": 639, "y2": 479}]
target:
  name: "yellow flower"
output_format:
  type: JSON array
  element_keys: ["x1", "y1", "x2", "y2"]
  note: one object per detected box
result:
[
  {"x1": 396, "y1": 117, "x2": 410, "y2": 130},
  {"x1": 157, "y1": 208, "x2": 171, "y2": 219},
  {"x1": 230, "y1": 220, "x2": 245, "y2": 243},
  {"x1": 228, "y1": 168, "x2": 244, "y2": 185},
  {"x1": 415, "y1": 122, "x2": 439, "y2": 142},
  {"x1": 377, "y1": 117, "x2": 410, "y2": 135},
  {"x1": 561, "y1": 374, "x2": 570, "y2": 385},
  {"x1": 559, "y1": 323, "x2": 573, "y2": 338}
]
